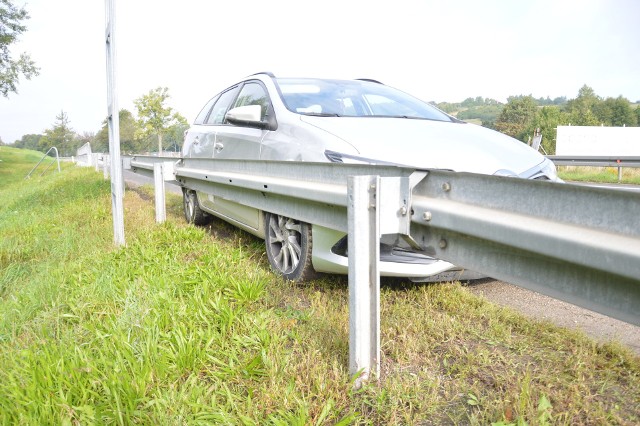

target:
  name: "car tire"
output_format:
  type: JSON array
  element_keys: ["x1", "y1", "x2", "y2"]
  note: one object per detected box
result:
[
  {"x1": 264, "y1": 212, "x2": 316, "y2": 282},
  {"x1": 183, "y1": 189, "x2": 210, "y2": 226}
]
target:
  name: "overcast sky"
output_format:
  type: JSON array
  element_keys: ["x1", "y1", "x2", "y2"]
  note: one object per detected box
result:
[{"x1": 1, "y1": 0, "x2": 638, "y2": 144}]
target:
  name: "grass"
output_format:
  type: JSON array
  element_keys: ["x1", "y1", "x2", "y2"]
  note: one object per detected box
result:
[
  {"x1": 558, "y1": 165, "x2": 640, "y2": 185},
  {"x1": 1, "y1": 146, "x2": 639, "y2": 424}
]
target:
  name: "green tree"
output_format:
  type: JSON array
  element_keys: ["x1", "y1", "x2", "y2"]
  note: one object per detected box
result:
[
  {"x1": 38, "y1": 111, "x2": 78, "y2": 156},
  {"x1": 593, "y1": 98, "x2": 614, "y2": 126},
  {"x1": 565, "y1": 85, "x2": 600, "y2": 126},
  {"x1": 95, "y1": 109, "x2": 139, "y2": 153},
  {"x1": 160, "y1": 120, "x2": 189, "y2": 154},
  {"x1": 529, "y1": 106, "x2": 569, "y2": 154},
  {"x1": 134, "y1": 87, "x2": 186, "y2": 154},
  {"x1": 436, "y1": 101, "x2": 457, "y2": 113},
  {"x1": 0, "y1": 0, "x2": 39, "y2": 97},
  {"x1": 604, "y1": 96, "x2": 637, "y2": 126},
  {"x1": 494, "y1": 95, "x2": 539, "y2": 141},
  {"x1": 457, "y1": 104, "x2": 503, "y2": 129},
  {"x1": 635, "y1": 106, "x2": 640, "y2": 126},
  {"x1": 13, "y1": 133, "x2": 42, "y2": 149}
]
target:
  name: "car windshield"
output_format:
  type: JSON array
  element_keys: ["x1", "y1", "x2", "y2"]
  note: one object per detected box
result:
[{"x1": 275, "y1": 78, "x2": 453, "y2": 122}]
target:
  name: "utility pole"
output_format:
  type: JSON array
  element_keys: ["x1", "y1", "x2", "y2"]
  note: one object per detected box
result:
[{"x1": 105, "y1": 0, "x2": 125, "y2": 246}]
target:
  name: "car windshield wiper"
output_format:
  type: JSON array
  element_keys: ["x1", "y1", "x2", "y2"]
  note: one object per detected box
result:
[
  {"x1": 304, "y1": 112, "x2": 342, "y2": 117},
  {"x1": 367, "y1": 114, "x2": 454, "y2": 122},
  {"x1": 368, "y1": 114, "x2": 419, "y2": 119}
]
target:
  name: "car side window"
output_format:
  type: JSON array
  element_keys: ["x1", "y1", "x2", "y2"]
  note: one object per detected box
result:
[
  {"x1": 206, "y1": 86, "x2": 240, "y2": 125},
  {"x1": 194, "y1": 95, "x2": 219, "y2": 125},
  {"x1": 233, "y1": 82, "x2": 270, "y2": 120}
]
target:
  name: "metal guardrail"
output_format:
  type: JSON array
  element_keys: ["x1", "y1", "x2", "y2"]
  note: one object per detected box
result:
[
  {"x1": 409, "y1": 172, "x2": 640, "y2": 326},
  {"x1": 125, "y1": 155, "x2": 640, "y2": 324},
  {"x1": 124, "y1": 154, "x2": 640, "y2": 383},
  {"x1": 548, "y1": 155, "x2": 640, "y2": 182},
  {"x1": 547, "y1": 155, "x2": 640, "y2": 167},
  {"x1": 75, "y1": 142, "x2": 94, "y2": 167}
]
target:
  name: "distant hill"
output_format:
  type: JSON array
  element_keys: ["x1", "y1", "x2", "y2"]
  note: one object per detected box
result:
[{"x1": 435, "y1": 96, "x2": 568, "y2": 129}]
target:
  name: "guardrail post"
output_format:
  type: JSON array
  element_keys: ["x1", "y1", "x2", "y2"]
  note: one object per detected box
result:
[
  {"x1": 154, "y1": 162, "x2": 166, "y2": 223},
  {"x1": 348, "y1": 175, "x2": 380, "y2": 388},
  {"x1": 103, "y1": 155, "x2": 109, "y2": 179}
]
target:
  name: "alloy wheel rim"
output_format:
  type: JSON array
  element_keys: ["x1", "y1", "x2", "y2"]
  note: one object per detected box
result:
[{"x1": 268, "y1": 215, "x2": 302, "y2": 274}]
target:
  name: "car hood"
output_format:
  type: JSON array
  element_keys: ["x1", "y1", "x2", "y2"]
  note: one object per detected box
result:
[{"x1": 300, "y1": 116, "x2": 545, "y2": 175}]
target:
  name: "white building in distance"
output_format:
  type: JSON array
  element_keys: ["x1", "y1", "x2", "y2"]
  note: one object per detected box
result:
[{"x1": 556, "y1": 126, "x2": 640, "y2": 156}]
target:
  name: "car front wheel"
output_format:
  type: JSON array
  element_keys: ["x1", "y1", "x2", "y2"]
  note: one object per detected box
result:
[{"x1": 264, "y1": 213, "x2": 315, "y2": 282}]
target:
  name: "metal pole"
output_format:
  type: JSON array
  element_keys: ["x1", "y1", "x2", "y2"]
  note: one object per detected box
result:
[
  {"x1": 154, "y1": 163, "x2": 167, "y2": 223},
  {"x1": 348, "y1": 175, "x2": 380, "y2": 388},
  {"x1": 103, "y1": 155, "x2": 109, "y2": 179},
  {"x1": 105, "y1": 0, "x2": 125, "y2": 246}
]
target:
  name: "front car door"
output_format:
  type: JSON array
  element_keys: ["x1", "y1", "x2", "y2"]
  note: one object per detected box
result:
[
  {"x1": 213, "y1": 81, "x2": 271, "y2": 160},
  {"x1": 207, "y1": 80, "x2": 274, "y2": 229}
]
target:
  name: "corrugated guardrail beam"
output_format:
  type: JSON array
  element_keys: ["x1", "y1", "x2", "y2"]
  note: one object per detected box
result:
[
  {"x1": 129, "y1": 156, "x2": 418, "y2": 236},
  {"x1": 125, "y1": 155, "x2": 640, "y2": 326},
  {"x1": 548, "y1": 155, "x2": 640, "y2": 167},
  {"x1": 409, "y1": 171, "x2": 640, "y2": 326}
]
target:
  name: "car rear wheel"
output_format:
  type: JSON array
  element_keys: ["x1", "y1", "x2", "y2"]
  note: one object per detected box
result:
[
  {"x1": 183, "y1": 189, "x2": 210, "y2": 225},
  {"x1": 264, "y1": 212, "x2": 316, "y2": 282}
]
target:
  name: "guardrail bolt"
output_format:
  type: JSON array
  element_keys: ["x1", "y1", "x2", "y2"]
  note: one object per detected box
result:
[
  {"x1": 439, "y1": 239, "x2": 448, "y2": 249},
  {"x1": 423, "y1": 211, "x2": 432, "y2": 221},
  {"x1": 442, "y1": 182, "x2": 451, "y2": 192}
]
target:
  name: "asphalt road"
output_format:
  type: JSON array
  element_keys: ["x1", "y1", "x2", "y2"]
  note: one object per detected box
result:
[
  {"x1": 123, "y1": 170, "x2": 182, "y2": 195},
  {"x1": 465, "y1": 280, "x2": 639, "y2": 354},
  {"x1": 122, "y1": 170, "x2": 640, "y2": 355}
]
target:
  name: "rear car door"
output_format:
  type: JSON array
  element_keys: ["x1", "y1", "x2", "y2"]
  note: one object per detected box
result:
[{"x1": 189, "y1": 85, "x2": 240, "y2": 211}]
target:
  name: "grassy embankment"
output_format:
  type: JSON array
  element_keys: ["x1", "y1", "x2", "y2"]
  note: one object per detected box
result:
[{"x1": 1, "y1": 146, "x2": 639, "y2": 424}]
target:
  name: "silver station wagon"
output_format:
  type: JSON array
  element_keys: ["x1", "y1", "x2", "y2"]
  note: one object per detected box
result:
[{"x1": 181, "y1": 72, "x2": 560, "y2": 281}]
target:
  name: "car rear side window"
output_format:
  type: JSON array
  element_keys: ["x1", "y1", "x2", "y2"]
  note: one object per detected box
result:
[
  {"x1": 206, "y1": 86, "x2": 240, "y2": 125},
  {"x1": 194, "y1": 95, "x2": 218, "y2": 125}
]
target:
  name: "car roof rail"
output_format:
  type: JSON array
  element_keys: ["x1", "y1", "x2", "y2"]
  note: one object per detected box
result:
[
  {"x1": 249, "y1": 71, "x2": 276, "y2": 78},
  {"x1": 356, "y1": 78, "x2": 384, "y2": 84}
]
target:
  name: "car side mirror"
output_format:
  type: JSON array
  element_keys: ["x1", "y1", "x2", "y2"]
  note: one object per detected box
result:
[{"x1": 225, "y1": 105, "x2": 266, "y2": 128}]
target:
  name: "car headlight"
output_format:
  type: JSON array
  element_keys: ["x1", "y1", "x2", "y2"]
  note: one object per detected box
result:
[
  {"x1": 493, "y1": 169, "x2": 519, "y2": 177},
  {"x1": 540, "y1": 158, "x2": 559, "y2": 181},
  {"x1": 324, "y1": 150, "x2": 401, "y2": 166}
]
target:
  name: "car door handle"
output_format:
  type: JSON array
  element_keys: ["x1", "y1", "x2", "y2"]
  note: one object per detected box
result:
[{"x1": 214, "y1": 142, "x2": 224, "y2": 152}]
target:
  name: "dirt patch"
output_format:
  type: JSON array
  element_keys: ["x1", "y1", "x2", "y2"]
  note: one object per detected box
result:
[{"x1": 126, "y1": 184, "x2": 153, "y2": 202}]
